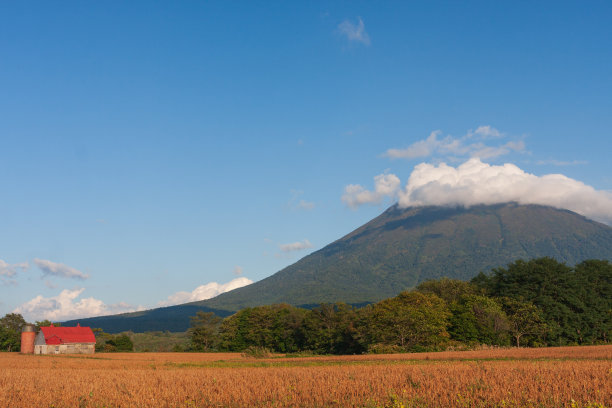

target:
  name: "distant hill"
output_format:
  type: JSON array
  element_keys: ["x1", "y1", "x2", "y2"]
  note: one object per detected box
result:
[
  {"x1": 67, "y1": 203, "x2": 612, "y2": 333},
  {"x1": 63, "y1": 305, "x2": 233, "y2": 333}
]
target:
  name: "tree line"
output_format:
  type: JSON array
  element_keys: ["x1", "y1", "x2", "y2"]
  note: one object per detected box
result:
[
  {"x1": 2, "y1": 257, "x2": 610, "y2": 353},
  {"x1": 188, "y1": 258, "x2": 611, "y2": 353}
]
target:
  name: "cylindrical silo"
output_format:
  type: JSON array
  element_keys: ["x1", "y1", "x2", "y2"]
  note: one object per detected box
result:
[{"x1": 20, "y1": 324, "x2": 36, "y2": 354}]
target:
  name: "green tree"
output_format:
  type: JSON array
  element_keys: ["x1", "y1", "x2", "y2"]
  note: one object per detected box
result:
[
  {"x1": 416, "y1": 278, "x2": 480, "y2": 304},
  {"x1": 301, "y1": 303, "x2": 363, "y2": 354},
  {"x1": 219, "y1": 304, "x2": 307, "y2": 352},
  {"x1": 93, "y1": 328, "x2": 110, "y2": 352},
  {"x1": 0, "y1": 313, "x2": 27, "y2": 352},
  {"x1": 448, "y1": 295, "x2": 510, "y2": 346},
  {"x1": 365, "y1": 291, "x2": 450, "y2": 351},
  {"x1": 573, "y1": 260, "x2": 612, "y2": 343},
  {"x1": 189, "y1": 311, "x2": 222, "y2": 352},
  {"x1": 473, "y1": 257, "x2": 593, "y2": 345},
  {"x1": 94, "y1": 330, "x2": 134, "y2": 352},
  {"x1": 501, "y1": 298, "x2": 548, "y2": 347},
  {"x1": 0, "y1": 326, "x2": 20, "y2": 352},
  {"x1": 1, "y1": 313, "x2": 26, "y2": 332},
  {"x1": 35, "y1": 320, "x2": 61, "y2": 328},
  {"x1": 106, "y1": 334, "x2": 134, "y2": 352}
]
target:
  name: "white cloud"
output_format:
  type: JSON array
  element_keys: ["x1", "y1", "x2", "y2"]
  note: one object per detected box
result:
[
  {"x1": 468, "y1": 125, "x2": 503, "y2": 139},
  {"x1": 338, "y1": 17, "x2": 371, "y2": 46},
  {"x1": 34, "y1": 259, "x2": 89, "y2": 280},
  {"x1": 400, "y1": 158, "x2": 612, "y2": 224},
  {"x1": 158, "y1": 277, "x2": 253, "y2": 307},
  {"x1": 384, "y1": 126, "x2": 524, "y2": 161},
  {"x1": 0, "y1": 260, "x2": 29, "y2": 277},
  {"x1": 279, "y1": 239, "x2": 314, "y2": 252},
  {"x1": 342, "y1": 158, "x2": 612, "y2": 225},
  {"x1": 342, "y1": 173, "x2": 401, "y2": 208},
  {"x1": 14, "y1": 288, "x2": 141, "y2": 321}
]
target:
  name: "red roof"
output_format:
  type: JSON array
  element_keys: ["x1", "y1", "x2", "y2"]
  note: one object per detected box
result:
[{"x1": 40, "y1": 325, "x2": 96, "y2": 344}]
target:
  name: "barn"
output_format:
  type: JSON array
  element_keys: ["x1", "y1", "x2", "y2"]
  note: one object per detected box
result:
[{"x1": 34, "y1": 324, "x2": 96, "y2": 355}]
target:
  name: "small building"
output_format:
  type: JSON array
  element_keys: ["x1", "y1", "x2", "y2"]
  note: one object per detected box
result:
[{"x1": 34, "y1": 324, "x2": 96, "y2": 355}]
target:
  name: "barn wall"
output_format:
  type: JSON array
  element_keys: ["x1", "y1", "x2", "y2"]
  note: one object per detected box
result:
[{"x1": 34, "y1": 343, "x2": 95, "y2": 355}]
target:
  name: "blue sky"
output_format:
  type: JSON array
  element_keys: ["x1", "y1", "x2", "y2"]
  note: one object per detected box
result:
[{"x1": 1, "y1": 1, "x2": 611, "y2": 320}]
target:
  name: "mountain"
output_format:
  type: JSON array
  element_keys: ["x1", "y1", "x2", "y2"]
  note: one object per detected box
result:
[
  {"x1": 197, "y1": 203, "x2": 612, "y2": 310},
  {"x1": 67, "y1": 203, "x2": 612, "y2": 332}
]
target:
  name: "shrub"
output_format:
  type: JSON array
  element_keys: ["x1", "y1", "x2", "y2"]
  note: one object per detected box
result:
[
  {"x1": 367, "y1": 343, "x2": 404, "y2": 354},
  {"x1": 241, "y1": 346, "x2": 272, "y2": 358}
]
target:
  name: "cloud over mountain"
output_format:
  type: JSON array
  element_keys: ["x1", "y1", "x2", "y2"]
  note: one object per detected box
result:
[
  {"x1": 343, "y1": 158, "x2": 612, "y2": 225},
  {"x1": 342, "y1": 174, "x2": 401, "y2": 208}
]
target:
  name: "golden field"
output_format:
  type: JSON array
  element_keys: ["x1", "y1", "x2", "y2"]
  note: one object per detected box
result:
[{"x1": 0, "y1": 346, "x2": 610, "y2": 407}]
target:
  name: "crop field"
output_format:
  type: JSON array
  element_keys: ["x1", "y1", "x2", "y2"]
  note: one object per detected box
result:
[{"x1": 0, "y1": 346, "x2": 610, "y2": 407}]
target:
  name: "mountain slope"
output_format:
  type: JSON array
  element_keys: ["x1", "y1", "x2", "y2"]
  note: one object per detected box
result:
[
  {"x1": 197, "y1": 203, "x2": 612, "y2": 311},
  {"x1": 67, "y1": 203, "x2": 612, "y2": 332}
]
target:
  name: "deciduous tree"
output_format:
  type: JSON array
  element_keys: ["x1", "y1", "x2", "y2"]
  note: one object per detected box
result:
[
  {"x1": 0, "y1": 313, "x2": 26, "y2": 352},
  {"x1": 366, "y1": 291, "x2": 450, "y2": 351},
  {"x1": 302, "y1": 303, "x2": 363, "y2": 354},
  {"x1": 501, "y1": 297, "x2": 548, "y2": 347},
  {"x1": 189, "y1": 311, "x2": 222, "y2": 351}
]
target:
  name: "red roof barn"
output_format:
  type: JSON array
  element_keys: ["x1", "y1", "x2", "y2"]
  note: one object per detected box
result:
[{"x1": 34, "y1": 324, "x2": 96, "y2": 355}]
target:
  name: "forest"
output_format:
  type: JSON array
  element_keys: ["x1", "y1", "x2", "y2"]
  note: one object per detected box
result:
[{"x1": 187, "y1": 257, "x2": 611, "y2": 354}]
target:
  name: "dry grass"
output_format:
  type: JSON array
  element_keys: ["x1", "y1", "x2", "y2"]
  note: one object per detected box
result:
[{"x1": 0, "y1": 345, "x2": 609, "y2": 407}]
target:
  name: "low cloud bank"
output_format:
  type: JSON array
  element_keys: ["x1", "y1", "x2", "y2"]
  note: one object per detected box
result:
[
  {"x1": 158, "y1": 277, "x2": 253, "y2": 307},
  {"x1": 14, "y1": 288, "x2": 141, "y2": 321},
  {"x1": 13, "y1": 276, "x2": 254, "y2": 321},
  {"x1": 343, "y1": 158, "x2": 612, "y2": 225}
]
